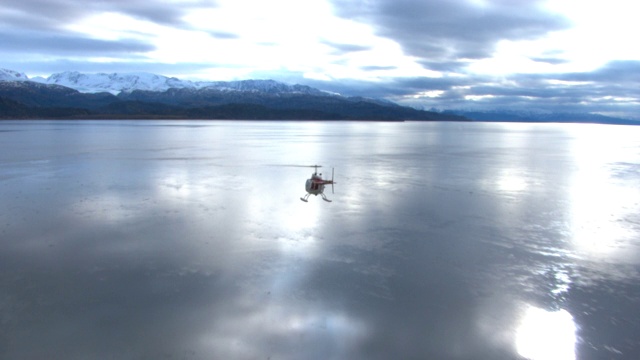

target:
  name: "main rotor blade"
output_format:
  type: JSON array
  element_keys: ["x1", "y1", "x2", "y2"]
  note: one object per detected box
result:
[{"x1": 267, "y1": 164, "x2": 322, "y2": 168}]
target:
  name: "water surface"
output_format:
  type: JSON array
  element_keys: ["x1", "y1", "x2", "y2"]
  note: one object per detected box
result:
[{"x1": 1, "y1": 120, "x2": 639, "y2": 359}]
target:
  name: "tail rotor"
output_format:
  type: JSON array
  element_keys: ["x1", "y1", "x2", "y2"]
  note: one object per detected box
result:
[{"x1": 331, "y1": 167, "x2": 335, "y2": 194}]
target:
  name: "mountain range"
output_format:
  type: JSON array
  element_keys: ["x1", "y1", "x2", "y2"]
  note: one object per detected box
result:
[
  {"x1": 0, "y1": 69, "x2": 464, "y2": 121},
  {"x1": 1, "y1": 68, "x2": 637, "y2": 124}
]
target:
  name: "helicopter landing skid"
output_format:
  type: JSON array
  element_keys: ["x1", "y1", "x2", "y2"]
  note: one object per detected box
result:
[{"x1": 300, "y1": 193, "x2": 331, "y2": 202}]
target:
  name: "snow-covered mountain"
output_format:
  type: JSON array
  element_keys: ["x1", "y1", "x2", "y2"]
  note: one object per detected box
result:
[
  {"x1": 17, "y1": 70, "x2": 327, "y2": 96},
  {"x1": 0, "y1": 68, "x2": 29, "y2": 82},
  {"x1": 199, "y1": 79, "x2": 327, "y2": 96},
  {"x1": 39, "y1": 71, "x2": 190, "y2": 94}
]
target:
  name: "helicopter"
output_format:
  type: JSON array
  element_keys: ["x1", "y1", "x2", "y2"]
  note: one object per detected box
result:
[{"x1": 300, "y1": 165, "x2": 335, "y2": 202}]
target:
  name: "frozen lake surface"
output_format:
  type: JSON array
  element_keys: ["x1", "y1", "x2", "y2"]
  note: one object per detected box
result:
[{"x1": 1, "y1": 120, "x2": 640, "y2": 359}]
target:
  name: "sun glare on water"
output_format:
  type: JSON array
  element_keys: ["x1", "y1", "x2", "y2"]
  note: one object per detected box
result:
[{"x1": 516, "y1": 306, "x2": 576, "y2": 360}]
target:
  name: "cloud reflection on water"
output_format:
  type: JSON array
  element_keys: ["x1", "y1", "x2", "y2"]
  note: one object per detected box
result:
[{"x1": 1, "y1": 121, "x2": 640, "y2": 359}]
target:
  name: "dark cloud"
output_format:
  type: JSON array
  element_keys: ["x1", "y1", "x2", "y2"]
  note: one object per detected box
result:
[
  {"x1": 321, "y1": 40, "x2": 372, "y2": 54},
  {"x1": 0, "y1": 0, "x2": 218, "y2": 30},
  {"x1": 530, "y1": 57, "x2": 570, "y2": 65},
  {"x1": 558, "y1": 60, "x2": 640, "y2": 84},
  {"x1": 0, "y1": 0, "x2": 80, "y2": 31},
  {"x1": 0, "y1": 31, "x2": 155, "y2": 56},
  {"x1": 329, "y1": 0, "x2": 570, "y2": 71},
  {"x1": 359, "y1": 65, "x2": 397, "y2": 71},
  {"x1": 390, "y1": 66, "x2": 640, "y2": 118},
  {"x1": 391, "y1": 76, "x2": 469, "y2": 92},
  {"x1": 417, "y1": 60, "x2": 468, "y2": 72},
  {"x1": 102, "y1": 0, "x2": 218, "y2": 26},
  {"x1": 209, "y1": 31, "x2": 241, "y2": 40}
]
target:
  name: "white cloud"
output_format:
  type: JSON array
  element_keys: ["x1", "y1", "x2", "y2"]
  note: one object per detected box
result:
[{"x1": 467, "y1": 0, "x2": 640, "y2": 76}]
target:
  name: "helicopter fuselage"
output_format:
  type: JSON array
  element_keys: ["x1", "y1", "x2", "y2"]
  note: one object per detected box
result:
[{"x1": 305, "y1": 174, "x2": 326, "y2": 195}]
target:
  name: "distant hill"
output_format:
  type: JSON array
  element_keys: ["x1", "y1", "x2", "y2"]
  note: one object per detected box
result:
[
  {"x1": 443, "y1": 109, "x2": 638, "y2": 125},
  {"x1": 0, "y1": 69, "x2": 466, "y2": 121}
]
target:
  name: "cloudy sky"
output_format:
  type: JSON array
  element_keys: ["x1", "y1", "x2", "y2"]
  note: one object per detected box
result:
[{"x1": 2, "y1": 0, "x2": 639, "y2": 118}]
